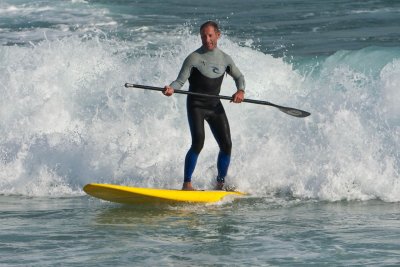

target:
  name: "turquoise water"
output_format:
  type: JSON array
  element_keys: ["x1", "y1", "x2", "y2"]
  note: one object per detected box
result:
[{"x1": 1, "y1": 0, "x2": 400, "y2": 266}]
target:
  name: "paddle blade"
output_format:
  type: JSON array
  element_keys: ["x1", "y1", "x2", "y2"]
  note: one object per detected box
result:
[{"x1": 278, "y1": 107, "x2": 311, "y2": 118}]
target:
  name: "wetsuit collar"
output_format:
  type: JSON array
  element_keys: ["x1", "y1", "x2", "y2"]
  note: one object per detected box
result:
[{"x1": 199, "y1": 46, "x2": 219, "y2": 54}]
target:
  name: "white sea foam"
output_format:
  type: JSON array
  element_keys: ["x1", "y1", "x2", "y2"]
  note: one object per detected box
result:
[{"x1": 0, "y1": 29, "x2": 399, "y2": 201}]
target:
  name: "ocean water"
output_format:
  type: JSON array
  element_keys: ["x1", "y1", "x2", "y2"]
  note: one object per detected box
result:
[{"x1": 0, "y1": 0, "x2": 399, "y2": 266}]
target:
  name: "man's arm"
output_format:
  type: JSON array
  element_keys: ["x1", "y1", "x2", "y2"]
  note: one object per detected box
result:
[
  {"x1": 226, "y1": 55, "x2": 245, "y2": 103},
  {"x1": 170, "y1": 59, "x2": 191, "y2": 90},
  {"x1": 164, "y1": 54, "x2": 194, "y2": 96}
]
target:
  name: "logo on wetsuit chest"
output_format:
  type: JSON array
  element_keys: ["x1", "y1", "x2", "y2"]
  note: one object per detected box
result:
[{"x1": 211, "y1": 66, "x2": 221, "y2": 74}]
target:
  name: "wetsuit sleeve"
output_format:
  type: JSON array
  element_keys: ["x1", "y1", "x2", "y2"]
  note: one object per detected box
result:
[
  {"x1": 169, "y1": 54, "x2": 194, "y2": 90},
  {"x1": 226, "y1": 55, "x2": 245, "y2": 91}
]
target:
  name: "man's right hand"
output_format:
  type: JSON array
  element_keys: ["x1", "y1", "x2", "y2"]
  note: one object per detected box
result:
[{"x1": 163, "y1": 85, "x2": 174, "y2": 96}]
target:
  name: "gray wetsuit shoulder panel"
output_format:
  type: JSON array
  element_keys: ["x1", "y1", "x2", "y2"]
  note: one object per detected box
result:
[{"x1": 170, "y1": 47, "x2": 245, "y2": 93}]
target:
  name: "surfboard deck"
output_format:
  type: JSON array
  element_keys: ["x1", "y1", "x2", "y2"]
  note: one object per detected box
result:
[{"x1": 83, "y1": 183, "x2": 245, "y2": 204}]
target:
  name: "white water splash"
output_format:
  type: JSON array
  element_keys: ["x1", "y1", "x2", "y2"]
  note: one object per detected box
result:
[{"x1": 0, "y1": 29, "x2": 399, "y2": 201}]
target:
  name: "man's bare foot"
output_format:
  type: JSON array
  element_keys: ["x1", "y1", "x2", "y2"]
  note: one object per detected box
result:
[
  {"x1": 215, "y1": 182, "x2": 224, "y2": 190},
  {"x1": 182, "y1": 182, "x2": 195, "y2": 191}
]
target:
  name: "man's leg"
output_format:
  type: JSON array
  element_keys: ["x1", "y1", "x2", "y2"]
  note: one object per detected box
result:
[
  {"x1": 183, "y1": 148, "x2": 199, "y2": 190},
  {"x1": 183, "y1": 106, "x2": 206, "y2": 190},
  {"x1": 208, "y1": 104, "x2": 232, "y2": 189}
]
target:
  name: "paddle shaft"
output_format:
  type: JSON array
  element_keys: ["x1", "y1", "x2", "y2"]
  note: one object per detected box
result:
[{"x1": 124, "y1": 83, "x2": 310, "y2": 118}]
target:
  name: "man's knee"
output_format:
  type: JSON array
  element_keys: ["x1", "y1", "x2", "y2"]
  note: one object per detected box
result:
[
  {"x1": 220, "y1": 140, "x2": 232, "y2": 155},
  {"x1": 191, "y1": 141, "x2": 204, "y2": 154}
]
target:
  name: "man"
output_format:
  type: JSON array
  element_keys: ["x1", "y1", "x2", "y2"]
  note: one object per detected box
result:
[{"x1": 164, "y1": 21, "x2": 245, "y2": 190}]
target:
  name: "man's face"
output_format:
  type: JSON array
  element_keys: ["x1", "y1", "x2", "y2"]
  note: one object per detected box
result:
[{"x1": 201, "y1": 25, "x2": 220, "y2": 51}]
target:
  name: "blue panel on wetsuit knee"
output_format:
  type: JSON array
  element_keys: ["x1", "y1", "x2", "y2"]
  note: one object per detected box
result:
[
  {"x1": 217, "y1": 152, "x2": 231, "y2": 183},
  {"x1": 184, "y1": 148, "x2": 199, "y2": 182}
]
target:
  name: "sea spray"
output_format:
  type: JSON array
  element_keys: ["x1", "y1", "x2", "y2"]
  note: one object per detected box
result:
[{"x1": 290, "y1": 47, "x2": 400, "y2": 202}]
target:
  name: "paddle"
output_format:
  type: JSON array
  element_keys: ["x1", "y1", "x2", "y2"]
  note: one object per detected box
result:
[{"x1": 124, "y1": 83, "x2": 311, "y2": 118}]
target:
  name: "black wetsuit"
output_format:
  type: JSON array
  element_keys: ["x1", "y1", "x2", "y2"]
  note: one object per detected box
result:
[{"x1": 170, "y1": 46, "x2": 245, "y2": 183}]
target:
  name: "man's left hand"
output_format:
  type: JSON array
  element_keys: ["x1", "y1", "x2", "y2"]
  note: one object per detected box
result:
[{"x1": 232, "y1": 90, "x2": 245, "y2": 103}]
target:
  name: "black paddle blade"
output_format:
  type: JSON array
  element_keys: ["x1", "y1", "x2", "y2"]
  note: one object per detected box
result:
[{"x1": 278, "y1": 107, "x2": 311, "y2": 118}]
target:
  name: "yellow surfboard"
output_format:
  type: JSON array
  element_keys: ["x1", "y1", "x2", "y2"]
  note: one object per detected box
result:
[{"x1": 83, "y1": 183, "x2": 244, "y2": 204}]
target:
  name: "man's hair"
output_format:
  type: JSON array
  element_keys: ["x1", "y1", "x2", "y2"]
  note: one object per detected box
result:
[{"x1": 200, "y1": 21, "x2": 220, "y2": 33}]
